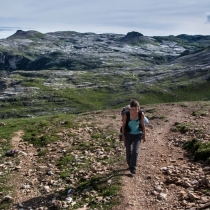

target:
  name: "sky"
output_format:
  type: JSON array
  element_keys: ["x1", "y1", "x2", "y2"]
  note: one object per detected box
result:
[{"x1": 0, "y1": 0, "x2": 210, "y2": 39}]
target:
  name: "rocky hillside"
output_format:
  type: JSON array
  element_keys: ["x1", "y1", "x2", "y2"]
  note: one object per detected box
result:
[
  {"x1": 0, "y1": 30, "x2": 210, "y2": 119},
  {"x1": 1, "y1": 30, "x2": 210, "y2": 71}
]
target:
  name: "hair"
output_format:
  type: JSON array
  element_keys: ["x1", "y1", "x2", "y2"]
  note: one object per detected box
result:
[{"x1": 130, "y1": 99, "x2": 139, "y2": 108}]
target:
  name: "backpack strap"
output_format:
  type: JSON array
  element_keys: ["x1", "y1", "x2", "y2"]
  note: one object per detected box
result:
[
  {"x1": 124, "y1": 112, "x2": 130, "y2": 133},
  {"x1": 138, "y1": 110, "x2": 143, "y2": 131},
  {"x1": 126, "y1": 111, "x2": 130, "y2": 120},
  {"x1": 138, "y1": 110, "x2": 142, "y2": 120}
]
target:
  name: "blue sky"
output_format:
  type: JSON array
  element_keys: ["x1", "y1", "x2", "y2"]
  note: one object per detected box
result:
[{"x1": 0, "y1": 0, "x2": 210, "y2": 38}]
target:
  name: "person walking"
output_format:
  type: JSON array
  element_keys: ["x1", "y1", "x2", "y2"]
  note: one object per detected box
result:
[{"x1": 121, "y1": 99, "x2": 146, "y2": 174}]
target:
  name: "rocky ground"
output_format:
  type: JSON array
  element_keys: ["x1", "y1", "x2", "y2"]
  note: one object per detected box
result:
[
  {"x1": 0, "y1": 30, "x2": 185, "y2": 71},
  {"x1": 1, "y1": 101, "x2": 210, "y2": 210},
  {"x1": 114, "y1": 102, "x2": 210, "y2": 210}
]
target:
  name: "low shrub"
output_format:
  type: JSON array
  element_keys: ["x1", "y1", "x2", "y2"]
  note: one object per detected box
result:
[
  {"x1": 174, "y1": 122, "x2": 191, "y2": 134},
  {"x1": 192, "y1": 110, "x2": 208, "y2": 116},
  {"x1": 183, "y1": 138, "x2": 210, "y2": 161},
  {"x1": 194, "y1": 142, "x2": 210, "y2": 161}
]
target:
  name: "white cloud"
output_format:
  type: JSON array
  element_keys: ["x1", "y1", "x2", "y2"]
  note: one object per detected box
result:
[
  {"x1": 0, "y1": 0, "x2": 210, "y2": 38},
  {"x1": 206, "y1": 14, "x2": 210, "y2": 23}
]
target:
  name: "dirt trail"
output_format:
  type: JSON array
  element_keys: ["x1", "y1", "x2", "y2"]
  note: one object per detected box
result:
[
  {"x1": 113, "y1": 103, "x2": 198, "y2": 210},
  {"x1": 6, "y1": 102, "x2": 210, "y2": 209},
  {"x1": 8, "y1": 131, "x2": 42, "y2": 205}
]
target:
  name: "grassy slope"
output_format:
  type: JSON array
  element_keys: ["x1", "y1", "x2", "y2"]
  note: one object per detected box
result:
[
  {"x1": 0, "y1": 112, "x2": 122, "y2": 209},
  {"x1": 1, "y1": 71, "x2": 210, "y2": 119},
  {"x1": 0, "y1": 100, "x2": 210, "y2": 209}
]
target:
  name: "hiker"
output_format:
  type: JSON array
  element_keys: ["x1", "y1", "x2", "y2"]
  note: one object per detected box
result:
[{"x1": 121, "y1": 99, "x2": 146, "y2": 174}]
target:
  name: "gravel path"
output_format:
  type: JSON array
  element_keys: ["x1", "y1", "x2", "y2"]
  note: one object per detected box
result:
[
  {"x1": 113, "y1": 102, "x2": 210, "y2": 210},
  {"x1": 6, "y1": 101, "x2": 210, "y2": 210}
]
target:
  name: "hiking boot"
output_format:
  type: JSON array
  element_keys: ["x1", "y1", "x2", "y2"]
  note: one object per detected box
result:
[{"x1": 130, "y1": 168, "x2": 136, "y2": 174}]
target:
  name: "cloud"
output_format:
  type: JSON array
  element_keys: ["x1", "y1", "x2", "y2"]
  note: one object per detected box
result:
[
  {"x1": 0, "y1": 27, "x2": 20, "y2": 32},
  {"x1": 1, "y1": 0, "x2": 210, "y2": 37},
  {"x1": 0, "y1": 27, "x2": 30, "y2": 39},
  {"x1": 206, "y1": 15, "x2": 210, "y2": 23}
]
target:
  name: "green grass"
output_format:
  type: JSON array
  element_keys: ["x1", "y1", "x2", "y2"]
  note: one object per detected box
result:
[
  {"x1": 57, "y1": 154, "x2": 76, "y2": 167},
  {"x1": 179, "y1": 102, "x2": 188, "y2": 107},
  {"x1": 203, "y1": 188, "x2": 210, "y2": 196},
  {"x1": 169, "y1": 81, "x2": 210, "y2": 101},
  {"x1": 192, "y1": 110, "x2": 208, "y2": 116},
  {"x1": 195, "y1": 143, "x2": 210, "y2": 161},
  {"x1": 2, "y1": 69, "x2": 210, "y2": 120},
  {"x1": 54, "y1": 124, "x2": 123, "y2": 209},
  {"x1": 183, "y1": 138, "x2": 210, "y2": 161},
  {"x1": 145, "y1": 108, "x2": 157, "y2": 113},
  {"x1": 37, "y1": 148, "x2": 48, "y2": 156},
  {"x1": 0, "y1": 173, "x2": 14, "y2": 209},
  {"x1": 149, "y1": 114, "x2": 166, "y2": 120},
  {"x1": 0, "y1": 114, "x2": 75, "y2": 156},
  {"x1": 173, "y1": 122, "x2": 192, "y2": 134},
  {"x1": 0, "y1": 112, "x2": 124, "y2": 209},
  {"x1": 76, "y1": 173, "x2": 121, "y2": 209},
  {"x1": 23, "y1": 133, "x2": 59, "y2": 147},
  {"x1": 91, "y1": 133, "x2": 105, "y2": 139}
]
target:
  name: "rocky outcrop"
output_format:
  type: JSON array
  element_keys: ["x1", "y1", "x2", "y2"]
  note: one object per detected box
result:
[
  {"x1": 0, "y1": 52, "x2": 5, "y2": 63},
  {"x1": 7, "y1": 30, "x2": 44, "y2": 39},
  {"x1": 0, "y1": 52, "x2": 30, "y2": 70},
  {"x1": 119, "y1": 31, "x2": 149, "y2": 44},
  {"x1": 176, "y1": 34, "x2": 210, "y2": 43},
  {"x1": 0, "y1": 78, "x2": 8, "y2": 90},
  {"x1": 2, "y1": 30, "x2": 210, "y2": 71},
  {"x1": 170, "y1": 46, "x2": 210, "y2": 66}
]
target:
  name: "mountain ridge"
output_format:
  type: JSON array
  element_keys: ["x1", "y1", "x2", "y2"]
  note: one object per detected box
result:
[
  {"x1": 0, "y1": 30, "x2": 210, "y2": 71},
  {"x1": 0, "y1": 30, "x2": 209, "y2": 118}
]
